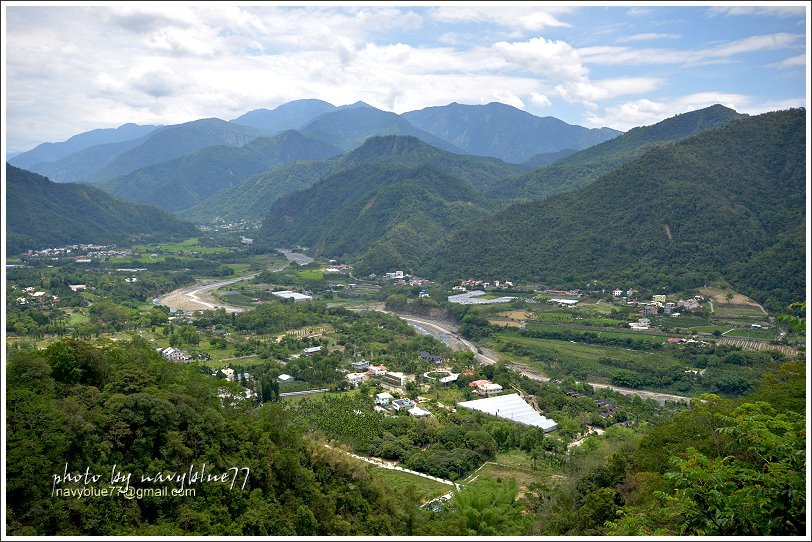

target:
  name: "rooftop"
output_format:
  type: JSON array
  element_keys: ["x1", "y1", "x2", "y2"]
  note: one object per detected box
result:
[{"x1": 457, "y1": 393, "x2": 558, "y2": 432}]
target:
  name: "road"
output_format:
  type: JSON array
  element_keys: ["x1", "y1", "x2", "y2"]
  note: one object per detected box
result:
[
  {"x1": 156, "y1": 248, "x2": 303, "y2": 313},
  {"x1": 390, "y1": 312, "x2": 690, "y2": 406},
  {"x1": 157, "y1": 274, "x2": 259, "y2": 313}
]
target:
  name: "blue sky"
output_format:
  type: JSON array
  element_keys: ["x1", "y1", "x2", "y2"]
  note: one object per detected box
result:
[{"x1": 2, "y1": 2, "x2": 808, "y2": 153}]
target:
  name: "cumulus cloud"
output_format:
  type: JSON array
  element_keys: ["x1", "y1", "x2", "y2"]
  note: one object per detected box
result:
[{"x1": 584, "y1": 92, "x2": 753, "y2": 131}]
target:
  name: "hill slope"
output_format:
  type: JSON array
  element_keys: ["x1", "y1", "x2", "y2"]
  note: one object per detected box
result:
[
  {"x1": 256, "y1": 137, "x2": 503, "y2": 273},
  {"x1": 231, "y1": 99, "x2": 337, "y2": 132},
  {"x1": 490, "y1": 104, "x2": 745, "y2": 200},
  {"x1": 179, "y1": 159, "x2": 337, "y2": 223},
  {"x1": 422, "y1": 108, "x2": 806, "y2": 311},
  {"x1": 402, "y1": 102, "x2": 621, "y2": 163},
  {"x1": 97, "y1": 130, "x2": 342, "y2": 212},
  {"x1": 86, "y1": 119, "x2": 268, "y2": 182},
  {"x1": 181, "y1": 135, "x2": 525, "y2": 223},
  {"x1": 16, "y1": 138, "x2": 152, "y2": 183},
  {"x1": 9, "y1": 123, "x2": 160, "y2": 171},
  {"x1": 6, "y1": 165, "x2": 197, "y2": 255}
]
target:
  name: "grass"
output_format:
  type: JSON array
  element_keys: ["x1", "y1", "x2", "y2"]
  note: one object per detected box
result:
[
  {"x1": 464, "y1": 450, "x2": 562, "y2": 494},
  {"x1": 68, "y1": 311, "x2": 90, "y2": 325},
  {"x1": 298, "y1": 270, "x2": 324, "y2": 280},
  {"x1": 371, "y1": 467, "x2": 452, "y2": 503}
]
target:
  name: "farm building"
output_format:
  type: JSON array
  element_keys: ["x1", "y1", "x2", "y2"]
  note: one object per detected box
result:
[
  {"x1": 272, "y1": 290, "x2": 313, "y2": 302},
  {"x1": 457, "y1": 393, "x2": 558, "y2": 432}
]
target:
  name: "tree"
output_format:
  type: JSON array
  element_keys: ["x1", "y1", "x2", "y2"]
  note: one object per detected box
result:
[{"x1": 659, "y1": 402, "x2": 805, "y2": 535}]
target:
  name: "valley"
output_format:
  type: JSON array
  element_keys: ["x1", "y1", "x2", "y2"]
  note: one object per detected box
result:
[{"x1": 5, "y1": 99, "x2": 806, "y2": 538}]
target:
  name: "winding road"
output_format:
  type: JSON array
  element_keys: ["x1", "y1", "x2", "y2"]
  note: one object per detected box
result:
[
  {"x1": 390, "y1": 312, "x2": 690, "y2": 406},
  {"x1": 156, "y1": 249, "x2": 307, "y2": 313}
]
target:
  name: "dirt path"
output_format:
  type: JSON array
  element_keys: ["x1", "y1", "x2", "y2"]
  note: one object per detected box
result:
[
  {"x1": 157, "y1": 275, "x2": 258, "y2": 313},
  {"x1": 157, "y1": 249, "x2": 297, "y2": 313}
]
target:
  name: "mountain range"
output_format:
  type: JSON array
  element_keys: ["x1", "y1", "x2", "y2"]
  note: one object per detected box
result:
[
  {"x1": 96, "y1": 130, "x2": 342, "y2": 211},
  {"x1": 5, "y1": 164, "x2": 196, "y2": 255},
  {"x1": 402, "y1": 102, "x2": 621, "y2": 163},
  {"x1": 7, "y1": 100, "x2": 805, "y2": 312},
  {"x1": 9, "y1": 99, "x2": 621, "y2": 186},
  {"x1": 421, "y1": 108, "x2": 806, "y2": 312},
  {"x1": 489, "y1": 104, "x2": 745, "y2": 200}
]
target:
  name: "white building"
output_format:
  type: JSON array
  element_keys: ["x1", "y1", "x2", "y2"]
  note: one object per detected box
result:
[
  {"x1": 375, "y1": 392, "x2": 393, "y2": 406},
  {"x1": 273, "y1": 290, "x2": 313, "y2": 303},
  {"x1": 457, "y1": 393, "x2": 557, "y2": 432},
  {"x1": 346, "y1": 373, "x2": 368, "y2": 387},
  {"x1": 408, "y1": 406, "x2": 432, "y2": 418}
]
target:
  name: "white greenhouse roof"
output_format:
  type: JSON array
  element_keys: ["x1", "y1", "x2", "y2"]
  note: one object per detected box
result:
[{"x1": 457, "y1": 393, "x2": 558, "y2": 432}]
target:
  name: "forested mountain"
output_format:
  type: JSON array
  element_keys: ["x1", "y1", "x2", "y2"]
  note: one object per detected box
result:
[
  {"x1": 258, "y1": 154, "x2": 490, "y2": 275},
  {"x1": 490, "y1": 104, "x2": 745, "y2": 200},
  {"x1": 300, "y1": 104, "x2": 465, "y2": 154},
  {"x1": 231, "y1": 99, "x2": 338, "y2": 132},
  {"x1": 422, "y1": 108, "x2": 806, "y2": 312},
  {"x1": 9, "y1": 123, "x2": 161, "y2": 171},
  {"x1": 179, "y1": 159, "x2": 337, "y2": 223},
  {"x1": 85, "y1": 119, "x2": 268, "y2": 182},
  {"x1": 521, "y1": 148, "x2": 579, "y2": 168},
  {"x1": 5, "y1": 165, "x2": 197, "y2": 255},
  {"x1": 402, "y1": 102, "x2": 621, "y2": 163},
  {"x1": 15, "y1": 138, "x2": 155, "y2": 184},
  {"x1": 182, "y1": 135, "x2": 525, "y2": 224},
  {"x1": 6, "y1": 338, "x2": 424, "y2": 535},
  {"x1": 96, "y1": 131, "x2": 342, "y2": 212}
]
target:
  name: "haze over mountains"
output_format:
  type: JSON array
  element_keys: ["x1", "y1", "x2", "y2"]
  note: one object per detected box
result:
[
  {"x1": 9, "y1": 99, "x2": 620, "y2": 184},
  {"x1": 6, "y1": 99, "x2": 805, "y2": 311}
]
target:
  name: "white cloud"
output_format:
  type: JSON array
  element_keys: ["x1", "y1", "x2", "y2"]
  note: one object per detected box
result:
[
  {"x1": 584, "y1": 92, "x2": 753, "y2": 131},
  {"x1": 616, "y1": 33, "x2": 680, "y2": 43},
  {"x1": 707, "y1": 6, "x2": 807, "y2": 19},
  {"x1": 627, "y1": 8, "x2": 651, "y2": 16},
  {"x1": 530, "y1": 92, "x2": 551, "y2": 107},
  {"x1": 579, "y1": 32, "x2": 804, "y2": 65},
  {"x1": 492, "y1": 38, "x2": 588, "y2": 80},
  {"x1": 769, "y1": 53, "x2": 806, "y2": 69},
  {"x1": 429, "y1": 6, "x2": 573, "y2": 32}
]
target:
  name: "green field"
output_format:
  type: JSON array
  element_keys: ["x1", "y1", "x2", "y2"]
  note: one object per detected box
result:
[
  {"x1": 298, "y1": 270, "x2": 324, "y2": 280},
  {"x1": 68, "y1": 311, "x2": 90, "y2": 325},
  {"x1": 491, "y1": 334, "x2": 693, "y2": 392},
  {"x1": 370, "y1": 467, "x2": 452, "y2": 503},
  {"x1": 711, "y1": 305, "x2": 768, "y2": 318}
]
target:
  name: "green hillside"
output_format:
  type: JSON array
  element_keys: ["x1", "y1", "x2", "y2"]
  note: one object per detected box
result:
[
  {"x1": 258, "y1": 158, "x2": 489, "y2": 275},
  {"x1": 179, "y1": 159, "x2": 336, "y2": 223},
  {"x1": 6, "y1": 165, "x2": 197, "y2": 255},
  {"x1": 490, "y1": 104, "x2": 744, "y2": 200},
  {"x1": 422, "y1": 108, "x2": 806, "y2": 312},
  {"x1": 182, "y1": 135, "x2": 524, "y2": 224},
  {"x1": 97, "y1": 131, "x2": 341, "y2": 212}
]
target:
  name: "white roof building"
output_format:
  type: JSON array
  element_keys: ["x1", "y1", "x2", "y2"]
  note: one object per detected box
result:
[
  {"x1": 273, "y1": 290, "x2": 313, "y2": 302},
  {"x1": 408, "y1": 406, "x2": 432, "y2": 418},
  {"x1": 457, "y1": 393, "x2": 558, "y2": 432},
  {"x1": 278, "y1": 373, "x2": 295, "y2": 382}
]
